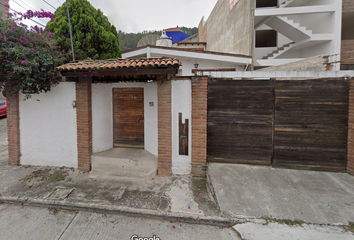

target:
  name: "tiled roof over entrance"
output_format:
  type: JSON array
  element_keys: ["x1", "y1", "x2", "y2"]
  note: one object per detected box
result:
[
  {"x1": 57, "y1": 57, "x2": 181, "y2": 82},
  {"x1": 57, "y1": 57, "x2": 180, "y2": 72}
]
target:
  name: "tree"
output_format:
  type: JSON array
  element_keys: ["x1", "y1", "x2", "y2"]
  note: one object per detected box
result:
[
  {"x1": 47, "y1": 0, "x2": 121, "y2": 60},
  {"x1": 0, "y1": 6, "x2": 65, "y2": 96}
]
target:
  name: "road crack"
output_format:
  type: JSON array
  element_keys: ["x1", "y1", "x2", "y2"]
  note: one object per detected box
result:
[{"x1": 57, "y1": 211, "x2": 79, "y2": 240}]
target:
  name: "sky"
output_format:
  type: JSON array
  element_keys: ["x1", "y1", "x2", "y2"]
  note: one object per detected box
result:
[{"x1": 8, "y1": 0, "x2": 217, "y2": 33}]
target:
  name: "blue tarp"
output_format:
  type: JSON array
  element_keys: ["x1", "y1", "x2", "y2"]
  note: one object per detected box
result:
[{"x1": 166, "y1": 31, "x2": 190, "y2": 43}]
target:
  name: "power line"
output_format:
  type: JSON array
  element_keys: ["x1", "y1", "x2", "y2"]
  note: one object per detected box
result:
[
  {"x1": 42, "y1": 0, "x2": 56, "y2": 10},
  {"x1": 12, "y1": 0, "x2": 47, "y2": 25},
  {"x1": 0, "y1": 3, "x2": 46, "y2": 28},
  {"x1": 57, "y1": 0, "x2": 64, "y2": 6},
  {"x1": 16, "y1": 0, "x2": 39, "y2": 12},
  {"x1": 12, "y1": 0, "x2": 29, "y2": 12},
  {"x1": 12, "y1": 0, "x2": 49, "y2": 25}
]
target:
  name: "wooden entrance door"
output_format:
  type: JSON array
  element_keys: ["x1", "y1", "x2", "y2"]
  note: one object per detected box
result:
[{"x1": 113, "y1": 88, "x2": 144, "y2": 148}]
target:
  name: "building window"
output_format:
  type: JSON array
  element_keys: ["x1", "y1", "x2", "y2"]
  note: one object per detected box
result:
[
  {"x1": 255, "y1": 30, "x2": 277, "y2": 48},
  {"x1": 341, "y1": 64, "x2": 354, "y2": 70},
  {"x1": 256, "y1": 0, "x2": 277, "y2": 8},
  {"x1": 342, "y1": 12, "x2": 354, "y2": 40}
]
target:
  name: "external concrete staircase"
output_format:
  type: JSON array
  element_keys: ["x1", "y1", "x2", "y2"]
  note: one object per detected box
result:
[
  {"x1": 278, "y1": 0, "x2": 294, "y2": 8},
  {"x1": 279, "y1": 0, "x2": 310, "y2": 8},
  {"x1": 261, "y1": 16, "x2": 316, "y2": 60},
  {"x1": 266, "y1": 16, "x2": 313, "y2": 42},
  {"x1": 255, "y1": 1, "x2": 310, "y2": 29},
  {"x1": 262, "y1": 42, "x2": 295, "y2": 59},
  {"x1": 90, "y1": 148, "x2": 158, "y2": 179},
  {"x1": 262, "y1": 15, "x2": 333, "y2": 60},
  {"x1": 256, "y1": 0, "x2": 334, "y2": 64}
]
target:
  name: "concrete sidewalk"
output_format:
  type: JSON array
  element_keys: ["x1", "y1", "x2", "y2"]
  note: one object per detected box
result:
[
  {"x1": 0, "y1": 163, "x2": 233, "y2": 226},
  {"x1": 0, "y1": 155, "x2": 354, "y2": 239},
  {"x1": 208, "y1": 163, "x2": 354, "y2": 239},
  {"x1": 208, "y1": 163, "x2": 354, "y2": 225}
]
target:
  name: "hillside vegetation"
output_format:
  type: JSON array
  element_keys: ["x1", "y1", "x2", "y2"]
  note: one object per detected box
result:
[{"x1": 118, "y1": 27, "x2": 198, "y2": 52}]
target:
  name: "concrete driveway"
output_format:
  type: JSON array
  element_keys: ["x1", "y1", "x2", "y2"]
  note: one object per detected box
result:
[{"x1": 208, "y1": 163, "x2": 354, "y2": 224}]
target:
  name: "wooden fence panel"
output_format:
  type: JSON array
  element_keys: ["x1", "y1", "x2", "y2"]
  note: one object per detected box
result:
[
  {"x1": 207, "y1": 79, "x2": 273, "y2": 165},
  {"x1": 273, "y1": 80, "x2": 349, "y2": 172}
]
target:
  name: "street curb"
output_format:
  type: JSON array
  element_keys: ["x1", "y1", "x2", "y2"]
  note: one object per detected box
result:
[
  {"x1": 0, "y1": 196, "x2": 245, "y2": 227},
  {"x1": 0, "y1": 196, "x2": 28, "y2": 204},
  {"x1": 206, "y1": 170, "x2": 220, "y2": 212}
]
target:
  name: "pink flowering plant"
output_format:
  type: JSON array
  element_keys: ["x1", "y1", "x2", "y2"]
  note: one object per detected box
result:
[{"x1": 0, "y1": 5, "x2": 66, "y2": 97}]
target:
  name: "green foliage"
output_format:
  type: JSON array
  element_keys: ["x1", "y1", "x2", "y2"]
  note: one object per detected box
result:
[
  {"x1": 47, "y1": 0, "x2": 121, "y2": 60},
  {"x1": 180, "y1": 27, "x2": 198, "y2": 36},
  {"x1": 0, "y1": 18, "x2": 65, "y2": 96},
  {"x1": 118, "y1": 26, "x2": 198, "y2": 52},
  {"x1": 118, "y1": 30, "x2": 161, "y2": 52},
  {"x1": 263, "y1": 217, "x2": 305, "y2": 226},
  {"x1": 344, "y1": 222, "x2": 354, "y2": 233}
]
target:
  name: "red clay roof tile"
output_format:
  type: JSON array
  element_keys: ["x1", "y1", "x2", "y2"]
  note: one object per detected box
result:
[{"x1": 57, "y1": 57, "x2": 180, "y2": 72}]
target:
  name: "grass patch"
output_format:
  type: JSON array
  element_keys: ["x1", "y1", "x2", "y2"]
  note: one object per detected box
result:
[
  {"x1": 263, "y1": 217, "x2": 305, "y2": 226},
  {"x1": 21, "y1": 167, "x2": 70, "y2": 183},
  {"x1": 343, "y1": 222, "x2": 354, "y2": 234},
  {"x1": 191, "y1": 177, "x2": 208, "y2": 200},
  {"x1": 48, "y1": 207, "x2": 60, "y2": 215}
]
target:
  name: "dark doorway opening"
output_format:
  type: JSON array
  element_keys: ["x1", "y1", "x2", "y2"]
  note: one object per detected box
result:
[
  {"x1": 256, "y1": 30, "x2": 277, "y2": 48},
  {"x1": 256, "y1": 0, "x2": 277, "y2": 8}
]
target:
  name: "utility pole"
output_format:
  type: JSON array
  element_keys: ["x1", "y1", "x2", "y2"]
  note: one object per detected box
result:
[{"x1": 66, "y1": 0, "x2": 75, "y2": 61}]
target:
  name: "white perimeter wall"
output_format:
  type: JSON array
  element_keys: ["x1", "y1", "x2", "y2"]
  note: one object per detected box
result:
[
  {"x1": 172, "y1": 80, "x2": 192, "y2": 175},
  {"x1": 92, "y1": 82, "x2": 158, "y2": 156},
  {"x1": 177, "y1": 58, "x2": 245, "y2": 76},
  {"x1": 20, "y1": 82, "x2": 78, "y2": 167}
]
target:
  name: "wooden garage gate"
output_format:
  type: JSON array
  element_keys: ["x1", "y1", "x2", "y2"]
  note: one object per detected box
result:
[
  {"x1": 207, "y1": 79, "x2": 349, "y2": 172},
  {"x1": 208, "y1": 79, "x2": 274, "y2": 165}
]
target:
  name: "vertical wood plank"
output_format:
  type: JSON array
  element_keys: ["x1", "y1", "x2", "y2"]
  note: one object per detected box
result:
[
  {"x1": 179, "y1": 113, "x2": 189, "y2": 155},
  {"x1": 207, "y1": 79, "x2": 273, "y2": 165},
  {"x1": 273, "y1": 79, "x2": 348, "y2": 172},
  {"x1": 113, "y1": 88, "x2": 144, "y2": 148}
]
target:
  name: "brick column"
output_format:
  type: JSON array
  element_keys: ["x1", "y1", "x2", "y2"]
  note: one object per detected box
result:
[
  {"x1": 7, "y1": 92, "x2": 21, "y2": 166},
  {"x1": 348, "y1": 79, "x2": 354, "y2": 175},
  {"x1": 191, "y1": 77, "x2": 208, "y2": 177},
  {"x1": 76, "y1": 78, "x2": 92, "y2": 171},
  {"x1": 157, "y1": 79, "x2": 172, "y2": 176}
]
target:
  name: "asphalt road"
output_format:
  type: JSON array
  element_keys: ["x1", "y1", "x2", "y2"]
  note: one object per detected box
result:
[{"x1": 0, "y1": 204, "x2": 240, "y2": 240}]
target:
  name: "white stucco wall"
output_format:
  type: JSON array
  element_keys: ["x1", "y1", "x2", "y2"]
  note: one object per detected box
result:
[
  {"x1": 92, "y1": 84, "x2": 113, "y2": 153},
  {"x1": 177, "y1": 58, "x2": 246, "y2": 76},
  {"x1": 20, "y1": 82, "x2": 78, "y2": 167},
  {"x1": 171, "y1": 80, "x2": 192, "y2": 175},
  {"x1": 91, "y1": 82, "x2": 158, "y2": 156},
  {"x1": 143, "y1": 83, "x2": 158, "y2": 156}
]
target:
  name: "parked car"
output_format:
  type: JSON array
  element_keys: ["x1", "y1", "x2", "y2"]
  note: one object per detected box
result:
[{"x1": 0, "y1": 100, "x2": 7, "y2": 117}]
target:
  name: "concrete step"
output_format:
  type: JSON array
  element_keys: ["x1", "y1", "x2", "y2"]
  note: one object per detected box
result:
[
  {"x1": 262, "y1": 42, "x2": 295, "y2": 59},
  {"x1": 91, "y1": 165, "x2": 157, "y2": 179},
  {"x1": 90, "y1": 148, "x2": 158, "y2": 179}
]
